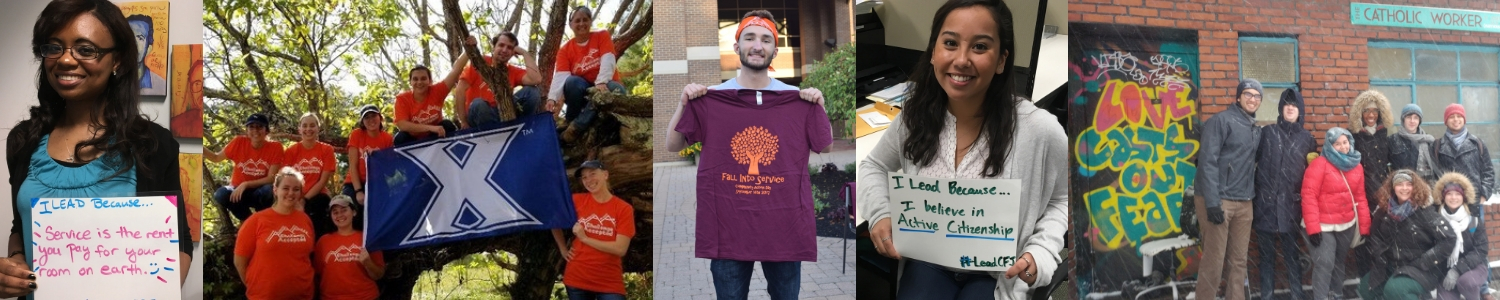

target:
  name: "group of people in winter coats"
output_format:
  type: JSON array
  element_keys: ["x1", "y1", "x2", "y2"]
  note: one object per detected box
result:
[{"x1": 1196, "y1": 78, "x2": 1495, "y2": 300}]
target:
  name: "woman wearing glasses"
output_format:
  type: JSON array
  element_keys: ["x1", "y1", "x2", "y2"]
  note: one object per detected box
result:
[{"x1": 2, "y1": 0, "x2": 193, "y2": 297}]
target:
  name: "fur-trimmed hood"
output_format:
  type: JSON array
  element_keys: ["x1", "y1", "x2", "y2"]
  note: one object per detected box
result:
[
  {"x1": 1434, "y1": 172, "x2": 1478, "y2": 205},
  {"x1": 1351, "y1": 90, "x2": 1394, "y2": 135}
]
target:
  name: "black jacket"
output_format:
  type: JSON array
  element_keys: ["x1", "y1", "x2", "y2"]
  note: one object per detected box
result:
[
  {"x1": 1390, "y1": 128, "x2": 1438, "y2": 183},
  {"x1": 1448, "y1": 203, "x2": 1489, "y2": 277},
  {"x1": 6, "y1": 120, "x2": 193, "y2": 257},
  {"x1": 1364, "y1": 205, "x2": 1457, "y2": 291},
  {"x1": 1253, "y1": 90, "x2": 1316, "y2": 233},
  {"x1": 1353, "y1": 128, "x2": 1392, "y2": 208},
  {"x1": 1433, "y1": 134, "x2": 1496, "y2": 199},
  {"x1": 1196, "y1": 105, "x2": 1261, "y2": 208}
]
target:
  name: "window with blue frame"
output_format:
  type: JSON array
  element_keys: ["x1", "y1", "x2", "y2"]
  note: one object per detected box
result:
[
  {"x1": 1368, "y1": 42, "x2": 1500, "y2": 164},
  {"x1": 1239, "y1": 36, "x2": 1299, "y2": 124}
]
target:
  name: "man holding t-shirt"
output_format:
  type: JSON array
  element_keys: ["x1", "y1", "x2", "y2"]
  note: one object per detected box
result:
[{"x1": 664, "y1": 10, "x2": 831, "y2": 300}]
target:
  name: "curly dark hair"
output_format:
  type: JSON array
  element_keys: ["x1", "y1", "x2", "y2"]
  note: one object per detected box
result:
[
  {"x1": 901, "y1": 0, "x2": 1018, "y2": 177},
  {"x1": 15, "y1": 0, "x2": 158, "y2": 181}
]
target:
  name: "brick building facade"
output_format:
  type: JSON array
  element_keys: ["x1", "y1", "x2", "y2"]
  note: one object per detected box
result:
[
  {"x1": 1069, "y1": 0, "x2": 1500, "y2": 297},
  {"x1": 652, "y1": 0, "x2": 852, "y2": 162}
]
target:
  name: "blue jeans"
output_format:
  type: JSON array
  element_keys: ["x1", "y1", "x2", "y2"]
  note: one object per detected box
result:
[
  {"x1": 896, "y1": 260, "x2": 996, "y2": 300},
  {"x1": 212, "y1": 184, "x2": 275, "y2": 221},
  {"x1": 561, "y1": 76, "x2": 624, "y2": 129},
  {"x1": 1255, "y1": 230, "x2": 1304, "y2": 300},
  {"x1": 565, "y1": 286, "x2": 625, "y2": 300},
  {"x1": 393, "y1": 119, "x2": 457, "y2": 146},
  {"x1": 468, "y1": 86, "x2": 543, "y2": 129},
  {"x1": 710, "y1": 259, "x2": 800, "y2": 300}
]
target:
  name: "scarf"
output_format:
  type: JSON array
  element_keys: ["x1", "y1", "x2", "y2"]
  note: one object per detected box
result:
[
  {"x1": 1443, "y1": 204, "x2": 1470, "y2": 267},
  {"x1": 1397, "y1": 126, "x2": 1437, "y2": 176},
  {"x1": 1388, "y1": 198, "x2": 1415, "y2": 221},
  {"x1": 1324, "y1": 128, "x2": 1363, "y2": 171},
  {"x1": 1447, "y1": 128, "x2": 1470, "y2": 149}
]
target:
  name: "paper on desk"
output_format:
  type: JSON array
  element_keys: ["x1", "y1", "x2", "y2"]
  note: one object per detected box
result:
[
  {"x1": 870, "y1": 82, "x2": 911, "y2": 101},
  {"x1": 860, "y1": 111, "x2": 892, "y2": 127}
]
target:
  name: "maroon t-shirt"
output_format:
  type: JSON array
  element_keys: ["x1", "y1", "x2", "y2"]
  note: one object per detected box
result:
[{"x1": 676, "y1": 89, "x2": 834, "y2": 262}]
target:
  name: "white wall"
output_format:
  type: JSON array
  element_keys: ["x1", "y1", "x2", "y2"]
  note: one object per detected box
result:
[
  {"x1": 878, "y1": 0, "x2": 1041, "y2": 68},
  {"x1": 0, "y1": 0, "x2": 203, "y2": 298}
]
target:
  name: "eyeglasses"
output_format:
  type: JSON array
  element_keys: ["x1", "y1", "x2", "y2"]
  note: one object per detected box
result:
[
  {"x1": 34, "y1": 44, "x2": 114, "y2": 61},
  {"x1": 1241, "y1": 93, "x2": 1262, "y2": 100}
]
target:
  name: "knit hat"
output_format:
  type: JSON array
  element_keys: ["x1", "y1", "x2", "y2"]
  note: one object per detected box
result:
[
  {"x1": 1236, "y1": 79, "x2": 1264, "y2": 100},
  {"x1": 1445, "y1": 183, "x2": 1465, "y2": 195},
  {"x1": 1446, "y1": 103, "x2": 1466, "y2": 120},
  {"x1": 1401, "y1": 103, "x2": 1422, "y2": 120},
  {"x1": 1392, "y1": 172, "x2": 1413, "y2": 184}
]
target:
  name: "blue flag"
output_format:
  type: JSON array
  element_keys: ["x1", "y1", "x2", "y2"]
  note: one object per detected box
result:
[{"x1": 364, "y1": 114, "x2": 576, "y2": 251}]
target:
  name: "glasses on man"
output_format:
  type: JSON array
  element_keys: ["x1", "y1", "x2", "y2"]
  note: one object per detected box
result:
[
  {"x1": 34, "y1": 44, "x2": 114, "y2": 61},
  {"x1": 1241, "y1": 92, "x2": 1262, "y2": 100}
]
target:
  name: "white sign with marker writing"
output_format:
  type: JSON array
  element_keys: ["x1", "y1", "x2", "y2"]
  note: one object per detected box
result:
[
  {"x1": 31, "y1": 196, "x2": 181, "y2": 299},
  {"x1": 888, "y1": 174, "x2": 1022, "y2": 271}
]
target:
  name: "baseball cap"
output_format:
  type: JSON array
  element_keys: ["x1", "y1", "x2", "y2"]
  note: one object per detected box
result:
[
  {"x1": 575, "y1": 160, "x2": 606, "y2": 179},
  {"x1": 329, "y1": 195, "x2": 354, "y2": 209},
  {"x1": 244, "y1": 113, "x2": 269, "y2": 127},
  {"x1": 358, "y1": 105, "x2": 381, "y2": 118}
]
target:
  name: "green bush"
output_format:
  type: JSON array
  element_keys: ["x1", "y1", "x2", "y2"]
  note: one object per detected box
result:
[{"x1": 801, "y1": 44, "x2": 857, "y2": 138}]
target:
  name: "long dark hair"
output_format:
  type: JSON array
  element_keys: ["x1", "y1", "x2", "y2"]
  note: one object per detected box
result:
[
  {"x1": 901, "y1": 0, "x2": 1018, "y2": 177},
  {"x1": 18, "y1": 0, "x2": 155, "y2": 180}
]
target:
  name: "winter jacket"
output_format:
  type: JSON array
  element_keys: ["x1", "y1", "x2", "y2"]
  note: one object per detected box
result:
[
  {"x1": 1363, "y1": 205, "x2": 1457, "y2": 291},
  {"x1": 1433, "y1": 133, "x2": 1495, "y2": 199},
  {"x1": 1301, "y1": 156, "x2": 1371, "y2": 236},
  {"x1": 1197, "y1": 104, "x2": 1261, "y2": 209},
  {"x1": 1351, "y1": 92, "x2": 1395, "y2": 209},
  {"x1": 1433, "y1": 173, "x2": 1490, "y2": 278},
  {"x1": 1253, "y1": 91, "x2": 1317, "y2": 233},
  {"x1": 1390, "y1": 127, "x2": 1438, "y2": 183},
  {"x1": 1353, "y1": 128, "x2": 1392, "y2": 208}
]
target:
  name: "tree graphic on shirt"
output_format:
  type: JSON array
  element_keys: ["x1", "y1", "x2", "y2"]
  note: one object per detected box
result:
[{"x1": 731, "y1": 126, "x2": 779, "y2": 175}]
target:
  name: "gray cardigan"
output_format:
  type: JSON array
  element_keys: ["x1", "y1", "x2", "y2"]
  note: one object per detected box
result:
[{"x1": 857, "y1": 99, "x2": 1069, "y2": 299}]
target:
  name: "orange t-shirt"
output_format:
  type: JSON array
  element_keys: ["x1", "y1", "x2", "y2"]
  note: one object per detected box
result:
[
  {"x1": 234, "y1": 209, "x2": 315, "y2": 300},
  {"x1": 283, "y1": 141, "x2": 337, "y2": 195},
  {"x1": 555, "y1": 30, "x2": 620, "y2": 83},
  {"x1": 345, "y1": 128, "x2": 394, "y2": 184},
  {"x1": 314, "y1": 232, "x2": 384, "y2": 300},
  {"x1": 562, "y1": 194, "x2": 635, "y2": 294},
  {"x1": 223, "y1": 135, "x2": 285, "y2": 187},
  {"x1": 460, "y1": 56, "x2": 531, "y2": 109},
  {"x1": 393, "y1": 82, "x2": 451, "y2": 127}
]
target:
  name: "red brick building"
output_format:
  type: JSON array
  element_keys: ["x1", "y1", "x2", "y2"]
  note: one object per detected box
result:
[{"x1": 1069, "y1": 0, "x2": 1500, "y2": 298}]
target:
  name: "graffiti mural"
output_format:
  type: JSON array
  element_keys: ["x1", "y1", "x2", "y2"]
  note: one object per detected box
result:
[{"x1": 1069, "y1": 23, "x2": 1201, "y2": 299}]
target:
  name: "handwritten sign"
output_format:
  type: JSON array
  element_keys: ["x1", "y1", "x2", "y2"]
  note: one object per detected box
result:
[
  {"x1": 32, "y1": 196, "x2": 181, "y2": 299},
  {"x1": 887, "y1": 174, "x2": 1022, "y2": 271}
]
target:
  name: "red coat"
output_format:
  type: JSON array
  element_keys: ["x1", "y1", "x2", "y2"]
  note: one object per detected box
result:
[{"x1": 1300, "y1": 156, "x2": 1371, "y2": 236}]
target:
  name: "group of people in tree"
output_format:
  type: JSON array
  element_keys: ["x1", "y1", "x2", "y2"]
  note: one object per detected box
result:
[
  {"x1": 209, "y1": 5, "x2": 639, "y2": 299},
  {"x1": 1197, "y1": 79, "x2": 1493, "y2": 300}
]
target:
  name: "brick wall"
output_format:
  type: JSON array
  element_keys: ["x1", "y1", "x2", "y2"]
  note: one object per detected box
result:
[
  {"x1": 652, "y1": 0, "x2": 720, "y2": 162},
  {"x1": 1072, "y1": 0, "x2": 1500, "y2": 262}
]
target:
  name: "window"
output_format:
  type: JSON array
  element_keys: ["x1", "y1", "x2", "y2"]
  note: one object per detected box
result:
[
  {"x1": 1239, "y1": 37, "x2": 1299, "y2": 123},
  {"x1": 1369, "y1": 42, "x2": 1500, "y2": 165}
]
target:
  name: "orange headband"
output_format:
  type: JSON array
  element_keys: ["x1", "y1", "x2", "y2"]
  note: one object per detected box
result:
[
  {"x1": 736, "y1": 16, "x2": 778, "y2": 70},
  {"x1": 736, "y1": 16, "x2": 779, "y2": 43}
]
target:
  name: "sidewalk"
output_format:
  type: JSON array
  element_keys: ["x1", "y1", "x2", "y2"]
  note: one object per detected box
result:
[{"x1": 653, "y1": 163, "x2": 856, "y2": 300}]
